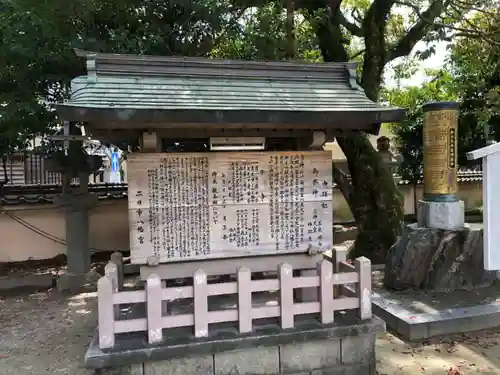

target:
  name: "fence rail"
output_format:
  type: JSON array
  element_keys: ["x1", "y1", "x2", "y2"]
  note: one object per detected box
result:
[
  {"x1": 4, "y1": 153, "x2": 105, "y2": 185},
  {"x1": 97, "y1": 250, "x2": 372, "y2": 349}
]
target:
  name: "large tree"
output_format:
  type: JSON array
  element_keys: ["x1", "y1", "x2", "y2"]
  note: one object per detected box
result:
[
  {"x1": 0, "y1": 0, "x2": 240, "y2": 181},
  {"x1": 241, "y1": 0, "x2": 497, "y2": 261},
  {"x1": 449, "y1": 10, "x2": 500, "y2": 149},
  {"x1": 1, "y1": 0, "x2": 498, "y2": 261}
]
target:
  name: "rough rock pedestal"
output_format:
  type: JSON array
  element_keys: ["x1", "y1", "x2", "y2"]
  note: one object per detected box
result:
[{"x1": 384, "y1": 223, "x2": 496, "y2": 291}]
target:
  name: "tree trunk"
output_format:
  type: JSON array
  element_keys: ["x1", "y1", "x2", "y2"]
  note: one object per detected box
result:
[
  {"x1": 285, "y1": 0, "x2": 296, "y2": 59},
  {"x1": 336, "y1": 134, "x2": 404, "y2": 263},
  {"x1": 307, "y1": 1, "x2": 403, "y2": 263}
]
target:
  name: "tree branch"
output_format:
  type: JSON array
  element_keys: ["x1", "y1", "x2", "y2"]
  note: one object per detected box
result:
[
  {"x1": 387, "y1": 0, "x2": 445, "y2": 62},
  {"x1": 361, "y1": 0, "x2": 396, "y2": 100},
  {"x1": 350, "y1": 48, "x2": 365, "y2": 60},
  {"x1": 339, "y1": 12, "x2": 363, "y2": 37},
  {"x1": 303, "y1": 0, "x2": 350, "y2": 62}
]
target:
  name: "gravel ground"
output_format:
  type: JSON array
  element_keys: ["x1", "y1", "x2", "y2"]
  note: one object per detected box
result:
[
  {"x1": 0, "y1": 288, "x2": 96, "y2": 375},
  {"x1": 2, "y1": 286, "x2": 500, "y2": 375}
]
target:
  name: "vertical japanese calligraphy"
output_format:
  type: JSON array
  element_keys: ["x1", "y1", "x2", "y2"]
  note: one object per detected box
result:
[
  {"x1": 128, "y1": 151, "x2": 333, "y2": 264},
  {"x1": 423, "y1": 108, "x2": 459, "y2": 197}
]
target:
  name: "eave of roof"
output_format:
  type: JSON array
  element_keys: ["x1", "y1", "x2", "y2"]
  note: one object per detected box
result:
[{"x1": 55, "y1": 50, "x2": 406, "y2": 128}]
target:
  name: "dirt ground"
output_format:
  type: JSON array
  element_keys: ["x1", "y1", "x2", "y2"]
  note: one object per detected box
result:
[{"x1": 1, "y1": 289, "x2": 500, "y2": 375}]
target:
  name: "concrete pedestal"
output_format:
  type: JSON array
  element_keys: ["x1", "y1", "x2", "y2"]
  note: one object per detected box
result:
[
  {"x1": 85, "y1": 314, "x2": 384, "y2": 375},
  {"x1": 417, "y1": 200, "x2": 465, "y2": 231}
]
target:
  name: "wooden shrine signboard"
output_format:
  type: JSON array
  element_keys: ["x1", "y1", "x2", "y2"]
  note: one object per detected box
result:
[{"x1": 127, "y1": 151, "x2": 333, "y2": 264}]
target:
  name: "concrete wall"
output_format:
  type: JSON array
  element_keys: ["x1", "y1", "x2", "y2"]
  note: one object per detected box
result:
[
  {"x1": 0, "y1": 182, "x2": 483, "y2": 262},
  {"x1": 0, "y1": 200, "x2": 130, "y2": 262},
  {"x1": 332, "y1": 181, "x2": 482, "y2": 222}
]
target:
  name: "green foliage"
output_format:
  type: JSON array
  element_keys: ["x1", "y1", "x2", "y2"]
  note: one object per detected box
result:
[
  {"x1": 385, "y1": 11, "x2": 500, "y2": 184},
  {"x1": 383, "y1": 73, "x2": 456, "y2": 184},
  {"x1": 448, "y1": 12, "x2": 500, "y2": 149},
  {"x1": 0, "y1": 0, "x2": 239, "y2": 181},
  {"x1": 211, "y1": 4, "x2": 320, "y2": 61}
]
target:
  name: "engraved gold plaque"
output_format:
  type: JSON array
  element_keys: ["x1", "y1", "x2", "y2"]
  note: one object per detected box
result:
[{"x1": 423, "y1": 109, "x2": 459, "y2": 197}]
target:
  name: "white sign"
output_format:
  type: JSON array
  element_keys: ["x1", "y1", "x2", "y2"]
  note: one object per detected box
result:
[{"x1": 467, "y1": 142, "x2": 500, "y2": 270}]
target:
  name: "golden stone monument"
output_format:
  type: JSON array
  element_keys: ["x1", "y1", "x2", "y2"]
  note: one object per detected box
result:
[
  {"x1": 422, "y1": 102, "x2": 459, "y2": 202},
  {"x1": 418, "y1": 101, "x2": 464, "y2": 230}
]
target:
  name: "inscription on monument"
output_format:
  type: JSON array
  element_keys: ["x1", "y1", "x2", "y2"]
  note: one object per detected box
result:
[
  {"x1": 128, "y1": 152, "x2": 333, "y2": 264},
  {"x1": 423, "y1": 109, "x2": 458, "y2": 196}
]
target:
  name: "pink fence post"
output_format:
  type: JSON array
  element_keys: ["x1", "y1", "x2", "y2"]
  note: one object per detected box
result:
[
  {"x1": 105, "y1": 262, "x2": 120, "y2": 318},
  {"x1": 110, "y1": 252, "x2": 124, "y2": 290},
  {"x1": 279, "y1": 263, "x2": 294, "y2": 329},
  {"x1": 193, "y1": 269, "x2": 208, "y2": 337},
  {"x1": 333, "y1": 247, "x2": 347, "y2": 298},
  {"x1": 98, "y1": 276, "x2": 115, "y2": 349},
  {"x1": 146, "y1": 274, "x2": 163, "y2": 344},
  {"x1": 237, "y1": 266, "x2": 252, "y2": 333},
  {"x1": 319, "y1": 259, "x2": 334, "y2": 324},
  {"x1": 354, "y1": 257, "x2": 372, "y2": 320}
]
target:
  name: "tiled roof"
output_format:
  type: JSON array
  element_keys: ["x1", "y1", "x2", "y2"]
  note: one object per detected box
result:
[
  {"x1": 397, "y1": 170, "x2": 483, "y2": 185},
  {"x1": 0, "y1": 170, "x2": 483, "y2": 206},
  {"x1": 0, "y1": 184, "x2": 128, "y2": 206},
  {"x1": 54, "y1": 50, "x2": 406, "y2": 126}
]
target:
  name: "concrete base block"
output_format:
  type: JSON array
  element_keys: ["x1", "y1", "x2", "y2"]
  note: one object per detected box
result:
[
  {"x1": 215, "y1": 347, "x2": 279, "y2": 375},
  {"x1": 87, "y1": 315, "x2": 383, "y2": 375},
  {"x1": 372, "y1": 290, "x2": 500, "y2": 340},
  {"x1": 417, "y1": 200, "x2": 464, "y2": 230},
  {"x1": 280, "y1": 339, "x2": 341, "y2": 373},
  {"x1": 311, "y1": 364, "x2": 372, "y2": 375},
  {"x1": 144, "y1": 355, "x2": 213, "y2": 375}
]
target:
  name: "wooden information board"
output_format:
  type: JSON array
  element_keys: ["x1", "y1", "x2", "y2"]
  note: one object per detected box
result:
[{"x1": 127, "y1": 151, "x2": 333, "y2": 264}]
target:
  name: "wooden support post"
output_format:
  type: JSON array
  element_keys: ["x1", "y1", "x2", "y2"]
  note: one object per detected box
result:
[
  {"x1": 98, "y1": 276, "x2": 115, "y2": 349},
  {"x1": 279, "y1": 263, "x2": 294, "y2": 329},
  {"x1": 110, "y1": 252, "x2": 124, "y2": 290},
  {"x1": 140, "y1": 131, "x2": 161, "y2": 153},
  {"x1": 193, "y1": 269, "x2": 208, "y2": 337},
  {"x1": 319, "y1": 259, "x2": 334, "y2": 324},
  {"x1": 355, "y1": 257, "x2": 372, "y2": 320},
  {"x1": 105, "y1": 262, "x2": 120, "y2": 318},
  {"x1": 333, "y1": 247, "x2": 347, "y2": 298},
  {"x1": 237, "y1": 266, "x2": 252, "y2": 333},
  {"x1": 146, "y1": 274, "x2": 163, "y2": 344}
]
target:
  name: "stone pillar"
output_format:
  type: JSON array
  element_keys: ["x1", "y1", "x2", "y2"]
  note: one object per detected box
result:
[
  {"x1": 417, "y1": 101, "x2": 464, "y2": 230},
  {"x1": 56, "y1": 177, "x2": 98, "y2": 292}
]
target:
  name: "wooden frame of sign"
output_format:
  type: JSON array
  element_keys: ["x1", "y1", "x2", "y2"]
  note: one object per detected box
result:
[{"x1": 127, "y1": 151, "x2": 333, "y2": 265}]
